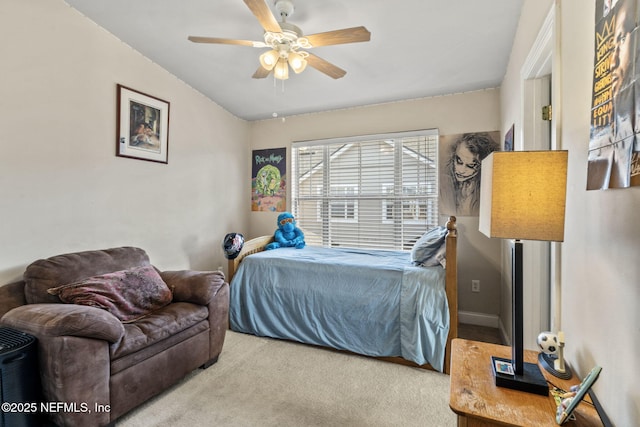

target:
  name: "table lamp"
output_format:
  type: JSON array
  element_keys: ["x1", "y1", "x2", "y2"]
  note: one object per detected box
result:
[{"x1": 479, "y1": 150, "x2": 568, "y2": 395}]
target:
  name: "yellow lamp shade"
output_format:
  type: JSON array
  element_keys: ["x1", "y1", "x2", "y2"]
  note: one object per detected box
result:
[{"x1": 479, "y1": 151, "x2": 568, "y2": 242}]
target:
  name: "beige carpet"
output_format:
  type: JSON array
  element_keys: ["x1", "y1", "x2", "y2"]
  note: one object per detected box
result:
[{"x1": 118, "y1": 331, "x2": 457, "y2": 427}]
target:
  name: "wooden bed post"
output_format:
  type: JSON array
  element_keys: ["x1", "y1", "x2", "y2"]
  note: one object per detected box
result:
[{"x1": 443, "y1": 216, "x2": 458, "y2": 374}]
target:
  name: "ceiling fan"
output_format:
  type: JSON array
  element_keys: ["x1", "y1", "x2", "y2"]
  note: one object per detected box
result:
[{"x1": 188, "y1": 0, "x2": 371, "y2": 80}]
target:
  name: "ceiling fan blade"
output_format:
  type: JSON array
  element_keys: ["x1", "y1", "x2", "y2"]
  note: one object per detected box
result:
[
  {"x1": 243, "y1": 0, "x2": 282, "y2": 33},
  {"x1": 252, "y1": 65, "x2": 272, "y2": 79},
  {"x1": 306, "y1": 53, "x2": 346, "y2": 79},
  {"x1": 188, "y1": 36, "x2": 256, "y2": 46},
  {"x1": 305, "y1": 26, "x2": 371, "y2": 47}
]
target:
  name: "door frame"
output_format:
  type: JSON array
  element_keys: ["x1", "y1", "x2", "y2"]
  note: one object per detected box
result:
[{"x1": 518, "y1": 3, "x2": 561, "y2": 349}]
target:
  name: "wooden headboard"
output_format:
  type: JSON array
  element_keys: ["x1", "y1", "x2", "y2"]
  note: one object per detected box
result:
[
  {"x1": 227, "y1": 216, "x2": 458, "y2": 373},
  {"x1": 227, "y1": 234, "x2": 274, "y2": 282}
]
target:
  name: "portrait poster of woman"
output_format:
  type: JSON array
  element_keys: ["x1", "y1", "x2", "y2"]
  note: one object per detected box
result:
[{"x1": 439, "y1": 131, "x2": 500, "y2": 217}]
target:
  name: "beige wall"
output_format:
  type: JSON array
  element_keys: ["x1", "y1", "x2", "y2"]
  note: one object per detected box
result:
[
  {"x1": 249, "y1": 90, "x2": 504, "y2": 319},
  {"x1": 6, "y1": 0, "x2": 635, "y2": 424},
  {"x1": 0, "y1": 0, "x2": 250, "y2": 283},
  {"x1": 502, "y1": 1, "x2": 639, "y2": 425}
]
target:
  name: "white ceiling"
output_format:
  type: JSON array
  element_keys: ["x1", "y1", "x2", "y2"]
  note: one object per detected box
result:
[{"x1": 64, "y1": 0, "x2": 524, "y2": 121}]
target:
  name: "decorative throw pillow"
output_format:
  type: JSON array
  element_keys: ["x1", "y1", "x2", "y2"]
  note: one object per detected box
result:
[
  {"x1": 24, "y1": 247, "x2": 151, "y2": 305},
  {"x1": 411, "y1": 226, "x2": 448, "y2": 267},
  {"x1": 47, "y1": 265, "x2": 173, "y2": 323}
]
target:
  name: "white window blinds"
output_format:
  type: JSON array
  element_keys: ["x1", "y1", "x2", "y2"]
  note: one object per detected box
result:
[{"x1": 292, "y1": 129, "x2": 439, "y2": 250}]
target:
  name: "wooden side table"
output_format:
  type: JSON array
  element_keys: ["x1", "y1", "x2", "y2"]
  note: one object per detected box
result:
[{"x1": 449, "y1": 339, "x2": 603, "y2": 427}]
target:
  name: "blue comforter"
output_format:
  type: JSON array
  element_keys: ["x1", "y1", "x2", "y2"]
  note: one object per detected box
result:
[{"x1": 229, "y1": 246, "x2": 450, "y2": 371}]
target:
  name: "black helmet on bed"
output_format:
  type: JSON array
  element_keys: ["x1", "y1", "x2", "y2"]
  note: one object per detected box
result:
[{"x1": 222, "y1": 233, "x2": 244, "y2": 259}]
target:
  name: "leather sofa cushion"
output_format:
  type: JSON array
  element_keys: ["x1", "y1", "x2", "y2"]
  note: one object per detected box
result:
[
  {"x1": 110, "y1": 320, "x2": 209, "y2": 376},
  {"x1": 24, "y1": 247, "x2": 151, "y2": 304},
  {"x1": 110, "y1": 302, "x2": 208, "y2": 361}
]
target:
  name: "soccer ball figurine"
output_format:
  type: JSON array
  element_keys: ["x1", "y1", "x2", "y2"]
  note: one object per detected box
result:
[
  {"x1": 537, "y1": 331, "x2": 559, "y2": 355},
  {"x1": 537, "y1": 331, "x2": 572, "y2": 379}
]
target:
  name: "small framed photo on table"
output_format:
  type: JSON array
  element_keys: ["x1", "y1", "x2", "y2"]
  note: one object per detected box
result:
[
  {"x1": 116, "y1": 84, "x2": 170, "y2": 164},
  {"x1": 493, "y1": 358, "x2": 514, "y2": 375},
  {"x1": 556, "y1": 366, "x2": 602, "y2": 424}
]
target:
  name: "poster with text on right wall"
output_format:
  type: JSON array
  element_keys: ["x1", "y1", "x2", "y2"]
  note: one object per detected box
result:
[{"x1": 588, "y1": 0, "x2": 640, "y2": 189}]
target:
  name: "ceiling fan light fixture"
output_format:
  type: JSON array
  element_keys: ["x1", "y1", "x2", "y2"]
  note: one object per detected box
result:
[
  {"x1": 287, "y1": 51, "x2": 307, "y2": 73},
  {"x1": 274, "y1": 58, "x2": 289, "y2": 80},
  {"x1": 188, "y1": 0, "x2": 371, "y2": 81},
  {"x1": 259, "y1": 49, "x2": 279, "y2": 70}
]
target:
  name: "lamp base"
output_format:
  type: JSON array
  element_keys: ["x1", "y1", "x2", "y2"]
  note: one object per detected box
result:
[
  {"x1": 538, "y1": 353, "x2": 572, "y2": 379},
  {"x1": 491, "y1": 356, "x2": 548, "y2": 396}
]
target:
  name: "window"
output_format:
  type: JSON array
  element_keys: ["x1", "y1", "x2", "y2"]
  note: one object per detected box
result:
[
  {"x1": 292, "y1": 130, "x2": 439, "y2": 250},
  {"x1": 329, "y1": 185, "x2": 358, "y2": 221}
]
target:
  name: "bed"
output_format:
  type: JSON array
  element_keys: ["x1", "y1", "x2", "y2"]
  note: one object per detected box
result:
[{"x1": 228, "y1": 216, "x2": 458, "y2": 374}]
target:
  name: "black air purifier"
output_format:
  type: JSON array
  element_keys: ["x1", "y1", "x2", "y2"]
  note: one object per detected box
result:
[{"x1": 0, "y1": 327, "x2": 41, "y2": 427}]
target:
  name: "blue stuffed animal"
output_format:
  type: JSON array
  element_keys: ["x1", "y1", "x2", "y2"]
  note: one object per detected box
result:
[{"x1": 265, "y1": 212, "x2": 305, "y2": 250}]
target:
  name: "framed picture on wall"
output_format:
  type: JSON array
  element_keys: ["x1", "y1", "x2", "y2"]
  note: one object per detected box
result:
[
  {"x1": 504, "y1": 124, "x2": 514, "y2": 151},
  {"x1": 116, "y1": 84, "x2": 170, "y2": 164}
]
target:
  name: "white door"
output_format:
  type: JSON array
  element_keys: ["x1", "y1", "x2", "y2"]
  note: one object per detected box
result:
[
  {"x1": 520, "y1": 5, "x2": 557, "y2": 350},
  {"x1": 522, "y1": 75, "x2": 552, "y2": 350}
]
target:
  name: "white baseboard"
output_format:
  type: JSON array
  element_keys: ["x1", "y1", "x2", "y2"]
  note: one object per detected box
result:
[{"x1": 458, "y1": 311, "x2": 500, "y2": 328}]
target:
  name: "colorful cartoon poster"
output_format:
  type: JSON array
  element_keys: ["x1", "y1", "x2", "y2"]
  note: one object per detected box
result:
[
  {"x1": 588, "y1": 0, "x2": 640, "y2": 189},
  {"x1": 252, "y1": 148, "x2": 286, "y2": 212}
]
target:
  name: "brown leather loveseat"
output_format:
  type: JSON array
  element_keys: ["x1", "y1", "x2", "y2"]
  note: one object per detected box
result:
[{"x1": 0, "y1": 246, "x2": 229, "y2": 427}]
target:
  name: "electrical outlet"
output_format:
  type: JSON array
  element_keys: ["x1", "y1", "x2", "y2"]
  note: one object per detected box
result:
[{"x1": 471, "y1": 280, "x2": 480, "y2": 293}]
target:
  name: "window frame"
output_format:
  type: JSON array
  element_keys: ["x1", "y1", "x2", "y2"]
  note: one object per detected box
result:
[{"x1": 292, "y1": 129, "x2": 439, "y2": 250}]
